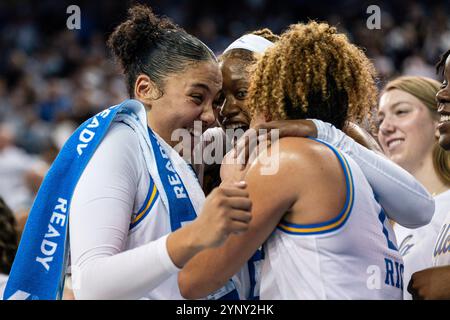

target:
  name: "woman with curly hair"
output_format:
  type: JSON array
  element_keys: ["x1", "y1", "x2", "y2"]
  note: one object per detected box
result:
[
  {"x1": 179, "y1": 21, "x2": 412, "y2": 300},
  {"x1": 197, "y1": 28, "x2": 280, "y2": 196}
]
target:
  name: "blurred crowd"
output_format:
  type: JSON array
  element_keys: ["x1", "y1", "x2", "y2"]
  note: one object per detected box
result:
[{"x1": 0, "y1": 0, "x2": 449, "y2": 218}]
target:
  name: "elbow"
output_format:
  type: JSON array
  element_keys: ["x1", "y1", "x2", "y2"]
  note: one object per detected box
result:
[
  {"x1": 71, "y1": 264, "x2": 117, "y2": 300},
  {"x1": 401, "y1": 196, "x2": 435, "y2": 229},
  {"x1": 417, "y1": 196, "x2": 435, "y2": 227},
  {"x1": 71, "y1": 269, "x2": 100, "y2": 300},
  {"x1": 178, "y1": 272, "x2": 202, "y2": 300},
  {"x1": 178, "y1": 271, "x2": 222, "y2": 300}
]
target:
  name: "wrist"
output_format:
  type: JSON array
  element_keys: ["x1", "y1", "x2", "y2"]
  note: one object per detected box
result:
[
  {"x1": 179, "y1": 221, "x2": 206, "y2": 253},
  {"x1": 166, "y1": 222, "x2": 204, "y2": 268}
]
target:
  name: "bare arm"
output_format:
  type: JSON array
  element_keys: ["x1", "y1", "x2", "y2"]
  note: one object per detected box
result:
[
  {"x1": 70, "y1": 125, "x2": 252, "y2": 300},
  {"x1": 249, "y1": 119, "x2": 434, "y2": 228},
  {"x1": 178, "y1": 138, "x2": 325, "y2": 299}
]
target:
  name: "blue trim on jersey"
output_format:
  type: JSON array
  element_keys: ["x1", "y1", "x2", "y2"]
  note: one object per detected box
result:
[
  {"x1": 277, "y1": 138, "x2": 355, "y2": 235},
  {"x1": 247, "y1": 249, "x2": 263, "y2": 300},
  {"x1": 378, "y1": 207, "x2": 398, "y2": 251}
]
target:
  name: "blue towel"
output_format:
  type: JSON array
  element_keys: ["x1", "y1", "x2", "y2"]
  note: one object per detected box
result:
[
  {"x1": 4, "y1": 99, "x2": 242, "y2": 300},
  {"x1": 4, "y1": 99, "x2": 198, "y2": 299}
]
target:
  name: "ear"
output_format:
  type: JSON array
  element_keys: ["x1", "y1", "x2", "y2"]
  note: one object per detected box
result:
[
  {"x1": 436, "y1": 126, "x2": 441, "y2": 139},
  {"x1": 134, "y1": 74, "x2": 162, "y2": 103}
]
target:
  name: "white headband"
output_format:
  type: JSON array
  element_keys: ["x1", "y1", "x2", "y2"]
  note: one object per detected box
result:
[{"x1": 223, "y1": 34, "x2": 274, "y2": 55}]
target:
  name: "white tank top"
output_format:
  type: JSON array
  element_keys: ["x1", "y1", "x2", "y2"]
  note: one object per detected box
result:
[
  {"x1": 394, "y1": 190, "x2": 450, "y2": 298},
  {"x1": 433, "y1": 210, "x2": 450, "y2": 267},
  {"x1": 260, "y1": 139, "x2": 404, "y2": 299}
]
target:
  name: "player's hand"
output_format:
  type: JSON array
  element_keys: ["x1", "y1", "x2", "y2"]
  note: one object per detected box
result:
[
  {"x1": 408, "y1": 266, "x2": 450, "y2": 300},
  {"x1": 192, "y1": 181, "x2": 252, "y2": 249},
  {"x1": 343, "y1": 122, "x2": 383, "y2": 153}
]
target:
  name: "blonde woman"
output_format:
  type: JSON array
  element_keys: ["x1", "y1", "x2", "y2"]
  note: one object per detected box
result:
[{"x1": 377, "y1": 76, "x2": 450, "y2": 299}]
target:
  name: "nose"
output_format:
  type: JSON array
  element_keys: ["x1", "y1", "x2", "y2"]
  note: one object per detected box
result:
[
  {"x1": 200, "y1": 102, "x2": 215, "y2": 128},
  {"x1": 220, "y1": 96, "x2": 240, "y2": 119},
  {"x1": 378, "y1": 116, "x2": 396, "y2": 136}
]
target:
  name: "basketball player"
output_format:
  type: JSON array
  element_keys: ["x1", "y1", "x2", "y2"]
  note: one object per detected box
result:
[
  {"x1": 408, "y1": 49, "x2": 450, "y2": 300},
  {"x1": 207, "y1": 30, "x2": 433, "y2": 230},
  {"x1": 68, "y1": 5, "x2": 252, "y2": 299},
  {"x1": 179, "y1": 22, "x2": 406, "y2": 299}
]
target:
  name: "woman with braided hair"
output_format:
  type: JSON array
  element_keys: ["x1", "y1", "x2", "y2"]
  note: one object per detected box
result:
[{"x1": 179, "y1": 21, "x2": 414, "y2": 300}]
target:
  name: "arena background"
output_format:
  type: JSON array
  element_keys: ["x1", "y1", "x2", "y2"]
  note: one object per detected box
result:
[{"x1": 0, "y1": 0, "x2": 449, "y2": 222}]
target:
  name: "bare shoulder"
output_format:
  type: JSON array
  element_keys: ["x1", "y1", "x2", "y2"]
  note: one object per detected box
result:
[{"x1": 247, "y1": 137, "x2": 338, "y2": 176}]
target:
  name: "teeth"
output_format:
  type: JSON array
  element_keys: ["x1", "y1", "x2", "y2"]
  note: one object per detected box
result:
[
  {"x1": 226, "y1": 123, "x2": 246, "y2": 130},
  {"x1": 187, "y1": 127, "x2": 195, "y2": 135},
  {"x1": 440, "y1": 115, "x2": 450, "y2": 122},
  {"x1": 389, "y1": 140, "x2": 403, "y2": 148}
]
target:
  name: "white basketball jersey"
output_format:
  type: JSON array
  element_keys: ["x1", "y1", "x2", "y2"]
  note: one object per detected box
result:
[
  {"x1": 126, "y1": 161, "x2": 252, "y2": 300},
  {"x1": 394, "y1": 190, "x2": 450, "y2": 298},
  {"x1": 260, "y1": 139, "x2": 404, "y2": 300},
  {"x1": 126, "y1": 176, "x2": 181, "y2": 299},
  {"x1": 433, "y1": 210, "x2": 450, "y2": 267}
]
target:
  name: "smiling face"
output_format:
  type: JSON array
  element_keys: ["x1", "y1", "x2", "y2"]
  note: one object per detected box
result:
[
  {"x1": 218, "y1": 55, "x2": 253, "y2": 132},
  {"x1": 378, "y1": 89, "x2": 438, "y2": 173},
  {"x1": 145, "y1": 60, "x2": 223, "y2": 148},
  {"x1": 437, "y1": 54, "x2": 450, "y2": 150}
]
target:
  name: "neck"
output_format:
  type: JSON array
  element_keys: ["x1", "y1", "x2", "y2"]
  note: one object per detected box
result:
[
  {"x1": 409, "y1": 154, "x2": 449, "y2": 196},
  {"x1": 146, "y1": 110, "x2": 177, "y2": 148}
]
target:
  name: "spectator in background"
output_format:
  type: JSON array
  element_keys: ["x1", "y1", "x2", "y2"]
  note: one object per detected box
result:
[
  {"x1": 377, "y1": 76, "x2": 450, "y2": 299},
  {"x1": 0, "y1": 123, "x2": 47, "y2": 227},
  {"x1": 0, "y1": 196, "x2": 19, "y2": 299}
]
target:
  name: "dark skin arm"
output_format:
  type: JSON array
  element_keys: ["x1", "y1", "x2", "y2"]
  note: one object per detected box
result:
[
  {"x1": 178, "y1": 137, "x2": 344, "y2": 299},
  {"x1": 178, "y1": 138, "x2": 327, "y2": 299},
  {"x1": 408, "y1": 265, "x2": 450, "y2": 300},
  {"x1": 254, "y1": 119, "x2": 382, "y2": 152}
]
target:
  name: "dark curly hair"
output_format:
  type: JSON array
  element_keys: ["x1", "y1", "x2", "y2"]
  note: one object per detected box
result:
[
  {"x1": 108, "y1": 4, "x2": 216, "y2": 97},
  {"x1": 246, "y1": 22, "x2": 378, "y2": 130},
  {"x1": 0, "y1": 197, "x2": 18, "y2": 274},
  {"x1": 436, "y1": 49, "x2": 450, "y2": 76}
]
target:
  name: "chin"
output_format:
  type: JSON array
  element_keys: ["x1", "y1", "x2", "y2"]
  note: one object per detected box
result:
[
  {"x1": 439, "y1": 123, "x2": 450, "y2": 151},
  {"x1": 439, "y1": 134, "x2": 450, "y2": 151}
]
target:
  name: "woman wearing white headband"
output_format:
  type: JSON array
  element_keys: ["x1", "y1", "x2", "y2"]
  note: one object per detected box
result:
[
  {"x1": 200, "y1": 29, "x2": 434, "y2": 228},
  {"x1": 199, "y1": 29, "x2": 278, "y2": 196},
  {"x1": 179, "y1": 22, "x2": 436, "y2": 299},
  {"x1": 51, "y1": 5, "x2": 252, "y2": 300}
]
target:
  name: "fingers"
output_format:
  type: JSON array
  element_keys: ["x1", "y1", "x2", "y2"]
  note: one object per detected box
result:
[
  {"x1": 219, "y1": 183, "x2": 249, "y2": 197},
  {"x1": 234, "y1": 130, "x2": 274, "y2": 167},
  {"x1": 229, "y1": 220, "x2": 251, "y2": 234},
  {"x1": 228, "y1": 209, "x2": 252, "y2": 223},
  {"x1": 407, "y1": 277, "x2": 417, "y2": 299},
  {"x1": 237, "y1": 133, "x2": 258, "y2": 168},
  {"x1": 226, "y1": 197, "x2": 252, "y2": 211},
  {"x1": 408, "y1": 273, "x2": 425, "y2": 300}
]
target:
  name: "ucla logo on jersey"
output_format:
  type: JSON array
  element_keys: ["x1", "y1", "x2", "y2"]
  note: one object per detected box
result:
[
  {"x1": 434, "y1": 223, "x2": 450, "y2": 258},
  {"x1": 398, "y1": 235, "x2": 414, "y2": 256}
]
